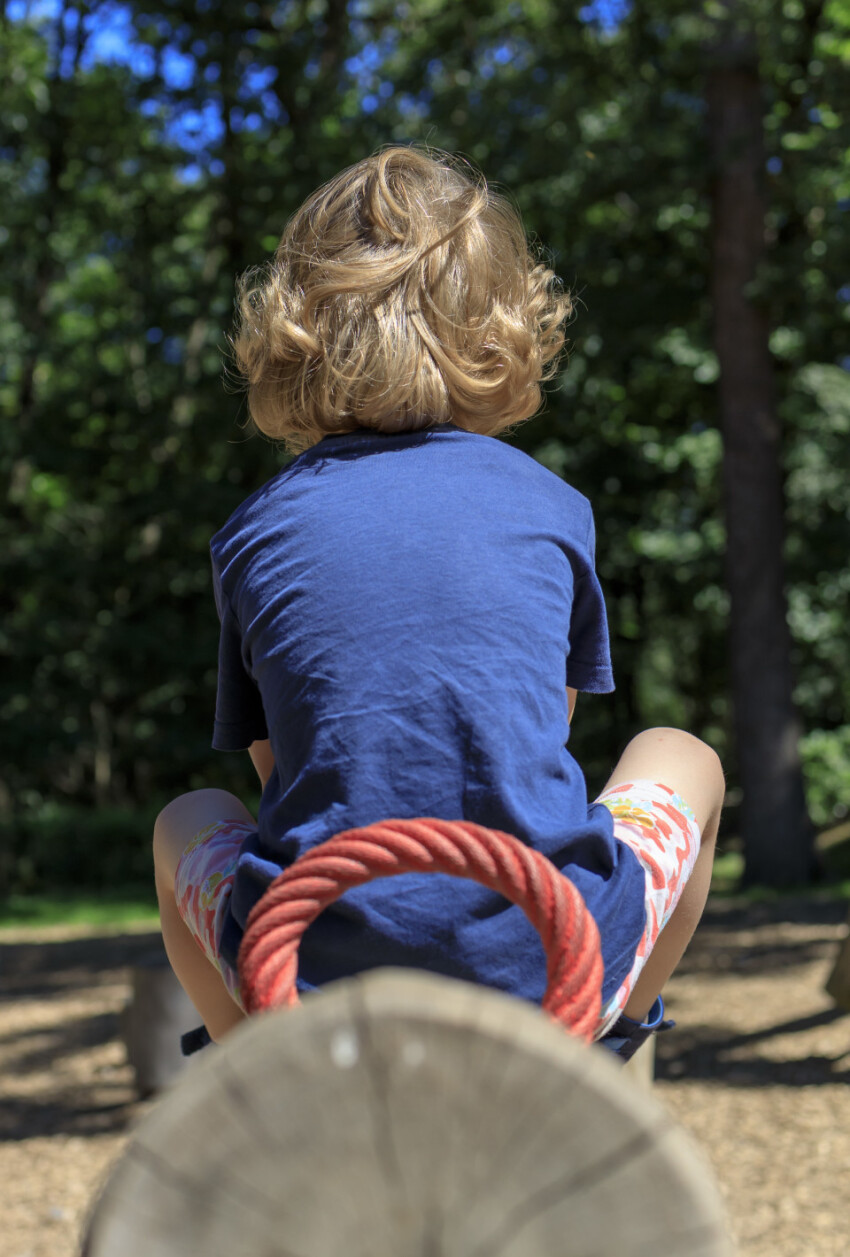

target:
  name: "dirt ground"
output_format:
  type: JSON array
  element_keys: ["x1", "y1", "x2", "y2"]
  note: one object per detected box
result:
[{"x1": 1, "y1": 897, "x2": 849, "y2": 1257}]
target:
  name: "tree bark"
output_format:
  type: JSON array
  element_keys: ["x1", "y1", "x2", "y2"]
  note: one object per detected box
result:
[{"x1": 706, "y1": 31, "x2": 814, "y2": 885}]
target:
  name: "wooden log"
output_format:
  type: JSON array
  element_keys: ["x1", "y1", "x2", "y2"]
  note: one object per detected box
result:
[
  {"x1": 87, "y1": 970, "x2": 731, "y2": 1257},
  {"x1": 119, "y1": 950, "x2": 199, "y2": 1097},
  {"x1": 825, "y1": 909, "x2": 850, "y2": 1011}
]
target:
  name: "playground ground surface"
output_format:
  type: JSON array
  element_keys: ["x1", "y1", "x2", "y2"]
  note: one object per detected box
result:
[{"x1": 1, "y1": 893, "x2": 849, "y2": 1257}]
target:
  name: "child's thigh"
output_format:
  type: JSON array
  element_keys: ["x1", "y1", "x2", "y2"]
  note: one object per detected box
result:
[
  {"x1": 593, "y1": 778, "x2": 702, "y2": 1034},
  {"x1": 596, "y1": 779, "x2": 700, "y2": 934},
  {"x1": 156, "y1": 791, "x2": 256, "y2": 1007},
  {"x1": 153, "y1": 788, "x2": 255, "y2": 883},
  {"x1": 601, "y1": 727, "x2": 724, "y2": 837}
]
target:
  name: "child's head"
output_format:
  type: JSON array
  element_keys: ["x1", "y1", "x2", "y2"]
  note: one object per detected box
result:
[{"x1": 232, "y1": 146, "x2": 571, "y2": 452}]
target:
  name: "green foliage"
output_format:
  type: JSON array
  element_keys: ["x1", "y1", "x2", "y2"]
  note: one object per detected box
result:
[
  {"x1": 0, "y1": 803, "x2": 164, "y2": 892},
  {"x1": 801, "y1": 727, "x2": 850, "y2": 828},
  {"x1": 1, "y1": 0, "x2": 848, "y2": 889}
]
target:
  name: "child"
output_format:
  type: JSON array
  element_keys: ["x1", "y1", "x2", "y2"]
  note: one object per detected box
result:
[{"x1": 153, "y1": 146, "x2": 724, "y2": 1056}]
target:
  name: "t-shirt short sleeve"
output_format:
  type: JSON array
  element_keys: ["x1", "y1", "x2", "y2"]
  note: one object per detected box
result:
[
  {"x1": 211, "y1": 558, "x2": 268, "y2": 751},
  {"x1": 565, "y1": 509, "x2": 615, "y2": 694}
]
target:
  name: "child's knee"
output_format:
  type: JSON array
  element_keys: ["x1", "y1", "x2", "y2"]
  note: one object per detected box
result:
[
  {"x1": 154, "y1": 789, "x2": 217, "y2": 881},
  {"x1": 153, "y1": 788, "x2": 252, "y2": 883},
  {"x1": 635, "y1": 728, "x2": 723, "y2": 784},
  {"x1": 153, "y1": 794, "x2": 192, "y2": 885},
  {"x1": 667, "y1": 728, "x2": 722, "y2": 789},
  {"x1": 619, "y1": 727, "x2": 725, "y2": 839}
]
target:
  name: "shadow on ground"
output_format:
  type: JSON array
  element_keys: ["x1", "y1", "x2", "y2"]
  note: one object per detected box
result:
[
  {"x1": 656, "y1": 894, "x2": 850, "y2": 1087},
  {"x1": 656, "y1": 1006, "x2": 850, "y2": 1088},
  {"x1": 0, "y1": 931, "x2": 162, "y2": 1000},
  {"x1": 672, "y1": 895, "x2": 848, "y2": 976},
  {"x1": 0, "y1": 931, "x2": 162, "y2": 1141},
  {"x1": 2, "y1": 897, "x2": 849, "y2": 1141}
]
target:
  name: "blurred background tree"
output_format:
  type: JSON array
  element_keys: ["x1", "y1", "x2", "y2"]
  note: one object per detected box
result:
[{"x1": 1, "y1": 0, "x2": 848, "y2": 893}]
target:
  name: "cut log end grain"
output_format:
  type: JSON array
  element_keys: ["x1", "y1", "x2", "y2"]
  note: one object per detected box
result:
[{"x1": 85, "y1": 970, "x2": 732, "y2": 1257}]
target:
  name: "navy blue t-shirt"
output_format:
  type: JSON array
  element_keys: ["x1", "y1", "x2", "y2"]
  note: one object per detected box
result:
[{"x1": 212, "y1": 424, "x2": 646, "y2": 1005}]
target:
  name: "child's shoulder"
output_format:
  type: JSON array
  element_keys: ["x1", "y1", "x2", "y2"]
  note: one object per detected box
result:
[
  {"x1": 479, "y1": 433, "x2": 594, "y2": 527},
  {"x1": 211, "y1": 428, "x2": 595, "y2": 559},
  {"x1": 498, "y1": 435, "x2": 589, "y2": 496},
  {"x1": 210, "y1": 469, "x2": 289, "y2": 563},
  {"x1": 406, "y1": 425, "x2": 592, "y2": 514}
]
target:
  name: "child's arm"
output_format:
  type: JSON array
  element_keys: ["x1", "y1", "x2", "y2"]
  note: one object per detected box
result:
[
  {"x1": 567, "y1": 687, "x2": 577, "y2": 724},
  {"x1": 248, "y1": 739, "x2": 276, "y2": 789}
]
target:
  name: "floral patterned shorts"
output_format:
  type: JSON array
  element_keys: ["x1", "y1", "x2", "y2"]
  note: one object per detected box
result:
[
  {"x1": 174, "y1": 778, "x2": 701, "y2": 1032},
  {"x1": 594, "y1": 778, "x2": 700, "y2": 1037},
  {"x1": 175, "y1": 819, "x2": 254, "y2": 1007}
]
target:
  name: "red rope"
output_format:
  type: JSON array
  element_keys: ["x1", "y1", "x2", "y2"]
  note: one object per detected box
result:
[{"x1": 238, "y1": 818, "x2": 603, "y2": 1043}]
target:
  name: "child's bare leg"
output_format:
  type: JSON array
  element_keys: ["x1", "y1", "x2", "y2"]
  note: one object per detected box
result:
[
  {"x1": 153, "y1": 788, "x2": 252, "y2": 1041},
  {"x1": 600, "y1": 727, "x2": 725, "y2": 1022}
]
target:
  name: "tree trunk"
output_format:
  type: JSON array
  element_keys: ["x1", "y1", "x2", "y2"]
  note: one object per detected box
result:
[{"x1": 706, "y1": 30, "x2": 814, "y2": 885}]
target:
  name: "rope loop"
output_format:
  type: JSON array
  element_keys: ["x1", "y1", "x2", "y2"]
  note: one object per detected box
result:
[{"x1": 237, "y1": 818, "x2": 603, "y2": 1043}]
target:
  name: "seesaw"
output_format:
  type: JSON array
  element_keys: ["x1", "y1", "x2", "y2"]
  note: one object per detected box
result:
[{"x1": 85, "y1": 818, "x2": 733, "y2": 1256}]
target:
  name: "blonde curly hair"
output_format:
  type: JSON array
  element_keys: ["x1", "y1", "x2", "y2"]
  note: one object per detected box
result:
[{"x1": 231, "y1": 146, "x2": 572, "y2": 452}]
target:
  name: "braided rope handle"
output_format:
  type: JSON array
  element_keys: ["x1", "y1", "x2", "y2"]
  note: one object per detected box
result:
[{"x1": 237, "y1": 818, "x2": 604, "y2": 1043}]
